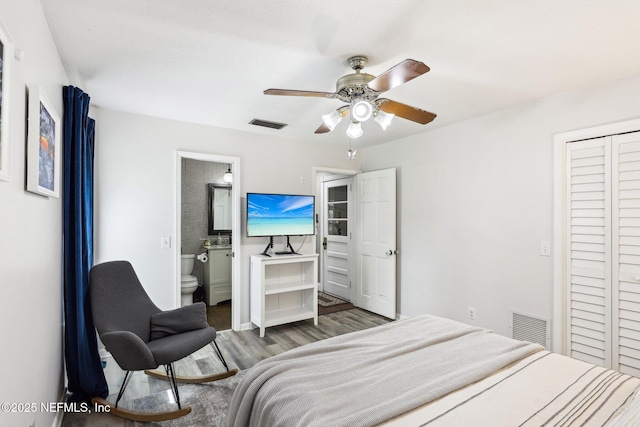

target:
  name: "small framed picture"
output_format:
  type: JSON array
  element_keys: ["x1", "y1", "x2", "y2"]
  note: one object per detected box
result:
[
  {"x1": 27, "y1": 85, "x2": 61, "y2": 198},
  {"x1": 0, "y1": 19, "x2": 14, "y2": 182}
]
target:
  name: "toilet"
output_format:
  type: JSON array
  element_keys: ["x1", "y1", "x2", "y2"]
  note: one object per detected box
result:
[{"x1": 180, "y1": 254, "x2": 199, "y2": 307}]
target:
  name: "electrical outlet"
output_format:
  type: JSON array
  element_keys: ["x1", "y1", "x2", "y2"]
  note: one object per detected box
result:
[{"x1": 468, "y1": 307, "x2": 476, "y2": 320}]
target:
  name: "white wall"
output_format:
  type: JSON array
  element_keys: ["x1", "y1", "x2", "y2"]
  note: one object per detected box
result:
[
  {"x1": 362, "y1": 72, "x2": 640, "y2": 340},
  {"x1": 0, "y1": 1, "x2": 69, "y2": 426},
  {"x1": 93, "y1": 107, "x2": 361, "y2": 324}
]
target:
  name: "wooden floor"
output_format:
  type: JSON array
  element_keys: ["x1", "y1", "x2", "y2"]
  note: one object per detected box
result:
[
  {"x1": 61, "y1": 308, "x2": 390, "y2": 426},
  {"x1": 207, "y1": 300, "x2": 231, "y2": 331}
]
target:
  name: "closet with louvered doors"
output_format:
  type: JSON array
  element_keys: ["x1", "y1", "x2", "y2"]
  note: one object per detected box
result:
[{"x1": 566, "y1": 130, "x2": 640, "y2": 376}]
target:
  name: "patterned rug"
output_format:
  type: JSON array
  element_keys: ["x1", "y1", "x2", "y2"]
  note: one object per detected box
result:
[
  {"x1": 318, "y1": 291, "x2": 354, "y2": 315},
  {"x1": 131, "y1": 370, "x2": 245, "y2": 426}
]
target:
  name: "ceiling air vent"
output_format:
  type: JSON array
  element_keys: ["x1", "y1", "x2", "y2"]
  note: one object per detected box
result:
[{"x1": 249, "y1": 118, "x2": 287, "y2": 130}]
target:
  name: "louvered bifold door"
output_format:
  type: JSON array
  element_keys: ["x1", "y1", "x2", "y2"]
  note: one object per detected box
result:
[
  {"x1": 612, "y1": 131, "x2": 640, "y2": 376},
  {"x1": 566, "y1": 137, "x2": 612, "y2": 367}
]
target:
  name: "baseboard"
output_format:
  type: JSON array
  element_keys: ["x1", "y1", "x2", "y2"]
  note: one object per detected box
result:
[
  {"x1": 239, "y1": 321, "x2": 254, "y2": 331},
  {"x1": 51, "y1": 387, "x2": 69, "y2": 427}
]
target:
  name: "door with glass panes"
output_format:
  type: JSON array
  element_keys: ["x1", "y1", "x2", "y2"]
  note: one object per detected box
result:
[{"x1": 322, "y1": 177, "x2": 353, "y2": 300}]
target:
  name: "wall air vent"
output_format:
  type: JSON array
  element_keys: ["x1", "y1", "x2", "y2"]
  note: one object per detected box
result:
[
  {"x1": 249, "y1": 119, "x2": 288, "y2": 130},
  {"x1": 510, "y1": 311, "x2": 551, "y2": 350}
]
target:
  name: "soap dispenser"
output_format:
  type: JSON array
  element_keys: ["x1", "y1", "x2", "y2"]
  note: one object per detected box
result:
[{"x1": 216, "y1": 233, "x2": 222, "y2": 245}]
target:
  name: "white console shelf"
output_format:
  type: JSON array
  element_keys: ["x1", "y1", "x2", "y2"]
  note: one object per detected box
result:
[{"x1": 251, "y1": 253, "x2": 318, "y2": 337}]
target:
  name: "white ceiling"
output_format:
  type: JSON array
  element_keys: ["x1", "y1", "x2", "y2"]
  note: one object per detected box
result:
[{"x1": 40, "y1": 0, "x2": 640, "y2": 148}]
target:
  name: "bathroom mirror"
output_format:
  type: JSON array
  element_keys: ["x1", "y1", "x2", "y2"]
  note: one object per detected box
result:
[{"x1": 207, "y1": 183, "x2": 232, "y2": 235}]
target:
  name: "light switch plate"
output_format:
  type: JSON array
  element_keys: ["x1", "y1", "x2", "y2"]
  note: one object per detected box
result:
[
  {"x1": 540, "y1": 240, "x2": 551, "y2": 256},
  {"x1": 160, "y1": 236, "x2": 171, "y2": 249}
]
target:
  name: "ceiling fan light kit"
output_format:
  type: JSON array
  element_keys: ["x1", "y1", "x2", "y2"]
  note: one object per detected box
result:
[
  {"x1": 322, "y1": 110, "x2": 343, "y2": 131},
  {"x1": 263, "y1": 55, "x2": 436, "y2": 139},
  {"x1": 374, "y1": 109, "x2": 395, "y2": 131},
  {"x1": 346, "y1": 121, "x2": 363, "y2": 139},
  {"x1": 351, "y1": 98, "x2": 374, "y2": 122}
]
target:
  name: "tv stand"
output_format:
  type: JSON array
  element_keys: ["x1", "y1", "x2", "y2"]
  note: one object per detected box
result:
[
  {"x1": 275, "y1": 236, "x2": 299, "y2": 255},
  {"x1": 261, "y1": 236, "x2": 274, "y2": 257}
]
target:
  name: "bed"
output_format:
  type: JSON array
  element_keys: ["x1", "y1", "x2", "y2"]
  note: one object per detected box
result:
[{"x1": 226, "y1": 315, "x2": 640, "y2": 427}]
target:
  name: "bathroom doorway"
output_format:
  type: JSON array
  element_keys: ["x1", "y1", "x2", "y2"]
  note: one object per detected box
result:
[{"x1": 176, "y1": 151, "x2": 241, "y2": 331}]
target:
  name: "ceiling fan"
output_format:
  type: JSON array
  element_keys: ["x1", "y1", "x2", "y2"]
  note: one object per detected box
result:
[{"x1": 264, "y1": 56, "x2": 436, "y2": 138}]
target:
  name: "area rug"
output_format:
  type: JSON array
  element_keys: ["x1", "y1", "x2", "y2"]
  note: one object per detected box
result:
[
  {"x1": 131, "y1": 370, "x2": 245, "y2": 426},
  {"x1": 318, "y1": 291, "x2": 354, "y2": 315}
]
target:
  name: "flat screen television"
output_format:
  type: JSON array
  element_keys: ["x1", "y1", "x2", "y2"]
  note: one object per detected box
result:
[{"x1": 246, "y1": 193, "x2": 315, "y2": 238}]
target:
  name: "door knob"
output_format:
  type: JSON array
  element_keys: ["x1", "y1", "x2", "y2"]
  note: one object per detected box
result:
[{"x1": 386, "y1": 250, "x2": 398, "y2": 256}]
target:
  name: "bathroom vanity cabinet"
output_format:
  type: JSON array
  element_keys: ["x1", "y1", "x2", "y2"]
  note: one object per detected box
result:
[
  {"x1": 250, "y1": 253, "x2": 318, "y2": 337},
  {"x1": 203, "y1": 246, "x2": 232, "y2": 305}
]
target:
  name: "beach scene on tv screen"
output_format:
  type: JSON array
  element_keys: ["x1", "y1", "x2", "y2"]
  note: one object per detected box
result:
[{"x1": 248, "y1": 194, "x2": 314, "y2": 236}]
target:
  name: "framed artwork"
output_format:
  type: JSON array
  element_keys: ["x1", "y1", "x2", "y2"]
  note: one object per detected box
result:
[
  {"x1": 27, "y1": 85, "x2": 61, "y2": 198},
  {"x1": 0, "y1": 19, "x2": 14, "y2": 182}
]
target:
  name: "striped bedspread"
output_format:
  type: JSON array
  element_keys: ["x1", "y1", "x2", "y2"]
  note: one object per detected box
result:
[{"x1": 381, "y1": 350, "x2": 640, "y2": 426}]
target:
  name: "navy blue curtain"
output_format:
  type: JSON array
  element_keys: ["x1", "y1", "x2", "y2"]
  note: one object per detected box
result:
[{"x1": 63, "y1": 86, "x2": 108, "y2": 402}]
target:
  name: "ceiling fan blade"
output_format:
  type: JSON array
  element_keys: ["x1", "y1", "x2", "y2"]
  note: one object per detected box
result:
[
  {"x1": 367, "y1": 59, "x2": 430, "y2": 93},
  {"x1": 315, "y1": 123, "x2": 331, "y2": 134},
  {"x1": 378, "y1": 99, "x2": 436, "y2": 125},
  {"x1": 264, "y1": 89, "x2": 335, "y2": 98}
]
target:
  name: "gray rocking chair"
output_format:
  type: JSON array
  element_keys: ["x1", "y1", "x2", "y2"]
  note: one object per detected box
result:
[{"x1": 89, "y1": 260, "x2": 237, "y2": 422}]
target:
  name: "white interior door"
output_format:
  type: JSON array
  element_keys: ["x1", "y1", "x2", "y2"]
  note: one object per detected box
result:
[
  {"x1": 564, "y1": 137, "x2": 611, "y2": 368},
  {"x1": 560, "y1": 130, "x2": 640, "y2": 375},
  {"x1": 355, "y1": 168, "x2": 397, "y2": 319},
  {"x1": 322, "y1": 178, "x2": 353, "y2": 300},
  {"x1": 611, "y1": 131, "x2": 640, "y2": 376}
]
